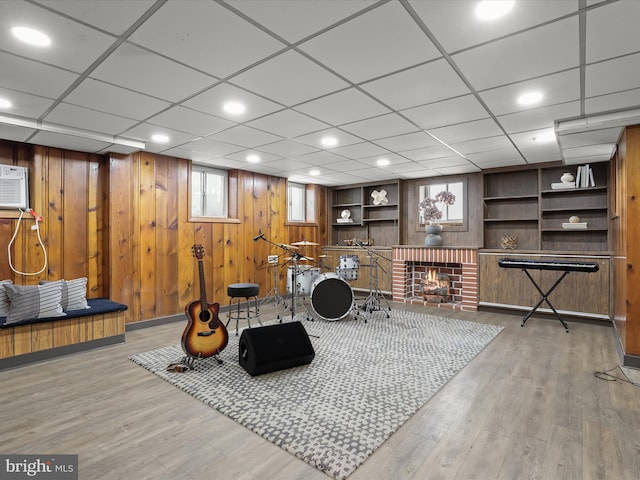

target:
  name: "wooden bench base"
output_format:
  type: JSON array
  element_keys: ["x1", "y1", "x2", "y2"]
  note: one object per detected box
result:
[{"x1": 0, "y1": 309, "x2": 126, "y2": 370}]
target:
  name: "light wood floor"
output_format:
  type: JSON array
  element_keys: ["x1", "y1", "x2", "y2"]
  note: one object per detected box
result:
[{"x1": 1, "y1": 297, "x2": 639, "y2": 480}]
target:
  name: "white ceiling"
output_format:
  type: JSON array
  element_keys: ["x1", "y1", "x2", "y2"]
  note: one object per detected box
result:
[{"x1": 0, "y1": 0, "x2": 638, "y2": 186}]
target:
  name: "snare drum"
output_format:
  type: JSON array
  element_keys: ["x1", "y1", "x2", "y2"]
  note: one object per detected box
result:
[
  {"x1": 309, "y1": 273, "x2": 354, "y2": 321},
  {"x1": 287, "y1": 266, "x2": 320, "y2": 296}
]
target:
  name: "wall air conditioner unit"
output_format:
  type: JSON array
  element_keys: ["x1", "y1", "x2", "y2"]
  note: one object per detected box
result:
[{"x1": 0, "y1": 164, "x2": 29, "y2": 210}]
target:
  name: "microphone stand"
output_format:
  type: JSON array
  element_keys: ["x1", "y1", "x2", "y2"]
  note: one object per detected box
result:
[{"x1": 354, "y1": 241, "x2": 392, "y2": 323}]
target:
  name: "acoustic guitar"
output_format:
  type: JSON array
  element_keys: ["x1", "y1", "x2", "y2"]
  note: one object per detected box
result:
[{"x1": 181, "y1": 244, "x2": 228, "y2": 358}]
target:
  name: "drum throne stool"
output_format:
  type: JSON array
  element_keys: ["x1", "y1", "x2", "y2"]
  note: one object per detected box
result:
[{"x1": 226, "y1": 283, "x2": 262, "y2": 335}]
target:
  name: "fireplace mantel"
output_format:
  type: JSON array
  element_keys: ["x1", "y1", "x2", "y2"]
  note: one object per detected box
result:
[{"x1": 392, "y1": 246, "x2": 478, "y2": 311}]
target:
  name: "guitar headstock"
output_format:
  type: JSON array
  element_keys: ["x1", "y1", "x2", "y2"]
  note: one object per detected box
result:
[{"x1": 192, "y1": 244, "x2": 205, "y2": 260}]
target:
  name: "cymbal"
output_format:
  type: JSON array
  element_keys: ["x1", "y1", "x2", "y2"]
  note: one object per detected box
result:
[
  {"x1": 318, "y1": 254, "x2": 327, "y2": 258},
  {"x1": 292, "y1": 240, "x2": 319, "y2": 246},
  {"x1": 284, "y1": 256, "x2": 314, "y2": 261}
]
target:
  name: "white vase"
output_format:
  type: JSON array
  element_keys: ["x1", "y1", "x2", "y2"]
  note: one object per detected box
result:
[
  {"x1": 561, "y1": 172, "x2": 575, "y2": 183},
  {"x1": 425, "y1": 224, "x2": 443, "y2": 247}
]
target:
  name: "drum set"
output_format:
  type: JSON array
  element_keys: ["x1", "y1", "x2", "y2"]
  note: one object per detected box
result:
[{"x1": 256, "y1": 234, "x2": 391, "y2": 323}]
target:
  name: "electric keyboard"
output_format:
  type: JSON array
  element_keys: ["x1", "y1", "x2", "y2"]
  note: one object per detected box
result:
[{"x1": 498, "y1": 258, "x2": 599, "y2": 273}]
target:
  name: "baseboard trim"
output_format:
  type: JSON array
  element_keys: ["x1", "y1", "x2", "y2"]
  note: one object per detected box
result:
[
  {"x1": 0, "y1": 335, "x2": 125, "y2": 371},
  {"x1": 611, "y1": 327, "x2": 640, "y2": 369}
]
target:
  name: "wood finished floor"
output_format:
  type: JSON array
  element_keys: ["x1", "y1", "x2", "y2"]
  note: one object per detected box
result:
[{"x1": 1, "y1": 298, "x2": 639, "y2": 480}]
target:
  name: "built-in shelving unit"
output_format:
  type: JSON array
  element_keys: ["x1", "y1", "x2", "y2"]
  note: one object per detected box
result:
[
  {"x1": 329, "y1": 180, "x2": 401, "y2": 246},
  {"x1": 482, "y1": 162, "x2": 609, "y2": 252}
]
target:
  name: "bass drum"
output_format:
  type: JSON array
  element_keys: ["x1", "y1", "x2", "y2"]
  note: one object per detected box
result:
[{"x1": 309, "y1": 273, "x2": 354, "y2": 321}]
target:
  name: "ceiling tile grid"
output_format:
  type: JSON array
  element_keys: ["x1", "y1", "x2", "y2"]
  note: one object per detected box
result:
[{"x1": 0, "y1": 0, "x2": 638, "y2": 185}]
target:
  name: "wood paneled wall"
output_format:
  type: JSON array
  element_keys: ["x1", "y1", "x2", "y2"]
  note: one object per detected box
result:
[
  {"x1": 0, "y1": 141, "x2": 106, "y2": 295},
  {"x1": 1, "y1": 140, "x2": 327, "y2": 325},
  {"x1": 612, "y1": 126, "x2": 640, "y2": 357}
]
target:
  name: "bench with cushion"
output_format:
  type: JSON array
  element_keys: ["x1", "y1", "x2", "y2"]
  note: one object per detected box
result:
[{"x1": 0, "y1": 279, "x2": 127, "y2": 369}]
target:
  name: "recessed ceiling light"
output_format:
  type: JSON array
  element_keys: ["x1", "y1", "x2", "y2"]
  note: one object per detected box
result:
[
  {"x1": 475, "y1": 1, "x2": 514, "y2": 20},
  {"x1": 533, "y1": 129, "x2": 556, "y2": 143},
  {"x1": 246, "y1": 154, "x2": 261, "y2": 163},
  {"x1": 151, "y1": 133, "x2": 170, "y2": 143},
  {"x1": 320, "y1": 136, "x2": 338, "y2": 148},
  {"x1": 0, "y1": 98, "x2": 12, "y2": 109},
  {"x1": 223, "y1": 101, "x2": 246, "y2": 115},
  {"x1": 517, "y1": 91, "x2": 544, "y2": 106},
  {"x1": 377, "y1": 158, "x2": 390, "y2": 166},
  {"x1": 11, "y1": 26, "x2": 51, "y2": 47},
  {"x1": 309, "y1": 169, "x2": 320, "y2": 176}
]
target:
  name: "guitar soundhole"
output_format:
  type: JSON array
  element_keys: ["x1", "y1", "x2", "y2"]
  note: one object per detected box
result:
[{"x1": 199, "y1": 310, "x2": 211, "y2": 322}]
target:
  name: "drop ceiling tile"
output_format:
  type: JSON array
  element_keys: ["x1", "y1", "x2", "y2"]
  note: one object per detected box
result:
[
  {"x1": 30, "y1": 130, "x2": 111, "y2": 153},
  {"x1": 0, "y1": 88, "x2": 55, "y2": 118},
  {"x1": 452, "y1": 17, "x2": 579, "y2": 91},
  {"x1": 341, "y1": 113, "x2": 419, "y2": 141},
  {"x1": 479, "y1": 69, "x2": 580, "y2": 116},
  {"x1": 0, "y1": 52, "x2": 79, "y2": 98},
  {"x1": 148, "y1": 106, "x2": 235, "y2": 137},
  {"x1": 224, "y1": 149, "x2": 282, "y2": 164},
  {"x1": 585, "y1": 52, "x2": 640, "y2": 98},
  {"x1": 497, "y1": 101, "x2": 580, "y2": 134},
  {"x1": 247, "y1": 109, "x2": 329, "y2": 138},
  {"x1": 256, "y1": 140, "x2": 319, "y2": 158},
  {"x1": 361, "y1": 59, "x2": 471, "y2": 111},
  {"x1": 227, "y1": 0, "x2": 372, "y2": 43},
  {"x1": 433, "y1": 164, "x2": 481, "y2": 175},
  {"x1": 585, "y1": 88, "x2": 640, "y2": 115},
  {"x1": 177, "y1": 137, "x2": 244, "y2": 157},
  {"x1": 409, "y1": 0, "x2": 578, "y2": 53},
  {"x1": 206, "y1": 125, "x2": 283, "y2": 148},
  {"x1": 586, "y1": 1, "x2": 640, "y2": 63},
  {"x1": 259, "y1": 158, "x2": 313, "y2": 171},
  {"x1": 346, "y1": 167, "x2": 399, "y2": 181},
  {"x1": 45, "y1": 103, "x2": 138, "y2": 135},
  {"x1": 356, "y1": 153, "x2": 415, "y2": 167},
  {"x1": 466, "y1": 148, "x2": 524, "y2": 163},
  {"x1": 449, "y1": 136, "x2": 516, "y2": 155},
  {"x1": 510, "y1": 128, "x2": 562, "y2": 158},
  {"x1": 402, "y1": 145, "x2": 457, "y2": 162},
  {"x1": 562, "y1": 144, "x2": 617, "y2": 159},
  {"x1": 401, "y1": 95, "x2": 489, "y2": 130},
  {"x1": 293, "y1": 128, "x2": 362, "y2": 149},
  {"x1": 0, "y1": 124, "x2": 37, "y2": 143},
  {"x1": 128, "y1": 0, "x2": 285, "y2": 78},
  {"x1": 401, "y1": 169, "x2": 441, "y2": 179},
  {"x1": 182, "y1": 82, "x2": 283, "y2": 122},
  {"x1": 295, "y1": 88, "x2": 390, "y2": 126},
  {"x1": 472, "y1": 157, "x2": 527, "y2": 169},
  {"x1": 90, "y1": 43, "x2": 216, "y2": 103},
  {"x1": 418, "y1": 156, "x2": 470, "y2": 168},
  {"x1": 42, "y1": 0, "x2": 156, "y2": 35},
  {"x1": 123, "y1": 123, "x2": 198, "y2": 152},
  {"x1": 65, "y1": 78, "x2": 171, "y2": 120},
  {"x1": 558, "y1": 127, "x2": 622, "y2": 148},
  {"x1": 298, "y1": 1, "x2": 441, "y2": 83},
  {"x1": 295, "y1": 150, "x2": 349, "y2": 166},
  {"x1": 429, "y1": 118, "x2": 503, "y2": 144},
  {"x1": 0, "y1": 1, "x2": 116, "y2": 72},
  {"x1": 330, "y1": 142, "x2": 390, "y2": 160},
  {"x1": 374, "y1": 132, "x2": 442, "y2": 152},
  {"x1": 230, "y1": 50, "x2": 348, "y2": 106}
]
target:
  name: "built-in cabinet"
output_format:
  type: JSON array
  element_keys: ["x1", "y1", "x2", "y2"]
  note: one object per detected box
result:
[
  {"x1": 483, "y1": 163, "x2": 610, "y2": 251},
  {"x1": 321, "y1": 246, "x2": 393, "y2": 294},
  {"x1": 330, "y1": 180, "x2": 401, "y2": 247}
]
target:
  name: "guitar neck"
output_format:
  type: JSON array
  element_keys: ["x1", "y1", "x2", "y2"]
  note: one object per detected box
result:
[{"x1": 198, "y1": 259, "x2": 208, "y2": 310}]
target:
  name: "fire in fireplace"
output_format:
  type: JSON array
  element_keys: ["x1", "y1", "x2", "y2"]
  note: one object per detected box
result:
[{"x1": 421, "y1": 268, "x2": 450, "y2": 303}]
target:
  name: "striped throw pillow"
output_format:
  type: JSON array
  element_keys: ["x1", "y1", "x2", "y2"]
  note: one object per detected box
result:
[
  {"x1": 39, "y1": 278, "x2": 90, "y2": 311},
  {"x1": 4, "y1": 282, "x2": 66, "y2": 324},
  {"x1": 0, "y1": 280, "x2": 12, "y2": 316}
]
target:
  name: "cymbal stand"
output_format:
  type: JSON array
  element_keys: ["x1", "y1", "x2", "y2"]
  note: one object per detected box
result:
[
  {"x1": 356, "y1": 242, "x2": 392, "y2": 323},
  {"x1": 255, "y1": 235, "x2": 298, "y2": 320}
]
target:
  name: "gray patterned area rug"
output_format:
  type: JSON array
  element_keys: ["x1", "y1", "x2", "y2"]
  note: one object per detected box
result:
[{"x1": 129, "y1": 311, "x2": 503, "y2": 480}]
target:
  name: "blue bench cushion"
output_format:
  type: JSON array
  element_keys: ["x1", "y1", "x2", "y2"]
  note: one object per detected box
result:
[{"x1": 0, "y1": 298, "x2": 128, "y2": 328}]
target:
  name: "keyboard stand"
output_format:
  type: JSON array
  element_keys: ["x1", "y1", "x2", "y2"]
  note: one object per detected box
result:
[{"x1": 520, "y1": 269, "x2": 570, "y2": 332}]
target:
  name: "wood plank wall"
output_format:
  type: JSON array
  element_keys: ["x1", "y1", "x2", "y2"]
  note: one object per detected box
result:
[
  {"x1": 0, "y1": 141, "x2": 106, "y2": 294},
  {"x1": 612, "y1": 126, "x2": 640, "y2": 356},
  {"x1": 1, "y1": 140, "x2": 328, "y2": 325}
]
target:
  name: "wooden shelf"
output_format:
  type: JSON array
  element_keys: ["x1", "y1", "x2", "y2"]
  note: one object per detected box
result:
[
  {"x1": 330, "y1": 180, "x2": 402, "y2": 246},
  {"x1": 482, "y1": 162, "x2": 610, "y2": 252}
]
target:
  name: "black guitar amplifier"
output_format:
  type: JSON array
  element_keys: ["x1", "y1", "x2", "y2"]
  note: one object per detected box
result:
[{"x1": 238, "y1": 321, "x2": 315, "y2": 376}]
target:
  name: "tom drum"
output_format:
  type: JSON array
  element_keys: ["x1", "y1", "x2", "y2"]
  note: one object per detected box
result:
[
  {"x1": 309, "y1": 273, "x2": 354, "y2": 321},
  {"x1": 287, "y1": 266, "x2": 320, "y2": 296},
  {"x1": 336, "y1": 254, "x2": 360, "y2": 281}
]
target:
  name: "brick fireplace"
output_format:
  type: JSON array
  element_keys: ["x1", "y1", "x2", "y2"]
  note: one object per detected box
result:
[{"x1": 392, "y1": 247, "x2": 478, "y2": 311}]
